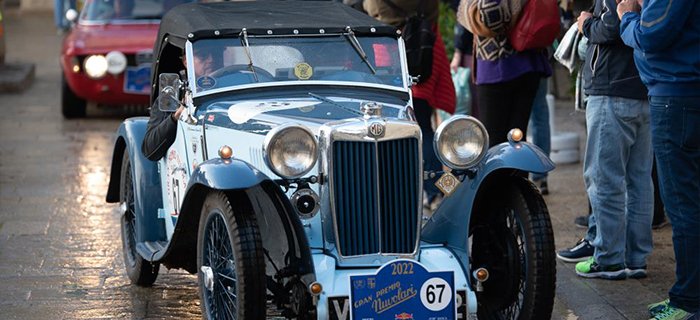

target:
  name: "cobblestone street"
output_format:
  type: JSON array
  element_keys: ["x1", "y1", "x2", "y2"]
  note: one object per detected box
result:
[{"x1": 0, "y1": 8, "x2": 678, "y2": 320}]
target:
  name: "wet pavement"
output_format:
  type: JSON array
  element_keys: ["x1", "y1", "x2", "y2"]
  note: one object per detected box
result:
[{"x1": 0, "y1": 8, "x2": 677, "y2": 320}]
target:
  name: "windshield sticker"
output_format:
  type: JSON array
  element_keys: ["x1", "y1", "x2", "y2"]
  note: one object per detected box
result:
[
  {"x1": 294, "y1": 62, "x2": 313, "y2": 80},
  {"x1": 197, "y1": 76, "x2": 216, "y2": 89},
  {"x1": 227, "y1": 100, "x2": 322, "y2": 124}
]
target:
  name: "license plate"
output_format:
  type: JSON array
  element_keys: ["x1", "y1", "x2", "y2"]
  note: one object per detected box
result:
[
  {"x1": 123, "y1": 66, "x2": 151, "y2": 95},
  {"x1": 349, "y1": 260, "x2": 456, "y2": 320}
]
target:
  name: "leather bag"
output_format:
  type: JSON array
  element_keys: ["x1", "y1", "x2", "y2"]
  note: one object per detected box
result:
[{"x1": 508, "y1": 0, "x2": 560, "y2": 51}]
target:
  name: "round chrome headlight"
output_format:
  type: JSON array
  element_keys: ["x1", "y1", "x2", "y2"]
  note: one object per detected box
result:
[
  {"x1": 263, "y1": 124, "x2": 318, "y2": 179},
  {"x1": 83, "y1": 54, "x2": 108, "y2": 79},
  {"x1": 434, "y1": 115, "x2": 489, "y2": 170},
  {"x1": 105, "y1": 51, "x2": 127, "y2": 75}
]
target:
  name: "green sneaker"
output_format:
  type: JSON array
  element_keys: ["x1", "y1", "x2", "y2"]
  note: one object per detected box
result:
[
  {"x1": 575, "y1": 257, "x2": 627, "y2": 280},
  {"x1": 649, "y1": 305, "x2": 696, "y2": 320},
  {"x1": 649, "y1": 299, "x2": 670, "y2": 316}
]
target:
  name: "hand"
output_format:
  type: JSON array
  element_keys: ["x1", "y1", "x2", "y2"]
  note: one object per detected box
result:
[
  {"x1": 450, "y1": 51, "x2": 463, "y2": 73},
  {"x1": 171, "y1": 105, "x2": 185, "y2": 123},
  {"x1": 617, "y1": 0, "x2": 641, "y2": 19},
  {"x1": 577, "y1": 11, "x2": 592, "y2": 34}
]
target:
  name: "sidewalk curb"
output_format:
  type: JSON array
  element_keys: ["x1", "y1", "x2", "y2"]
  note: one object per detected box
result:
[{"x1": 0, "y1": 62, "x2": 35, "y2": 92}]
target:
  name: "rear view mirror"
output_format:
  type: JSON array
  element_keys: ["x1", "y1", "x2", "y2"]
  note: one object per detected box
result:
[
  {"x1": 158, "y1": 73, "x2": 182, "y2": 112},
  {"x1": 65, "y1": 9, "x2": 78, "y2": 23}
]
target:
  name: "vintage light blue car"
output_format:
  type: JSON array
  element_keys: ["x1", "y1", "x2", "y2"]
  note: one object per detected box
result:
[{"x1": 105, "y1": 2, "x2": 556, "y2": 320}]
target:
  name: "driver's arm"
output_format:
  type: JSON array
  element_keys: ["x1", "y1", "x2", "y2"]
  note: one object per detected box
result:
[{"x1": 141, "y1": 101, "x2": 182, "y2": 161}]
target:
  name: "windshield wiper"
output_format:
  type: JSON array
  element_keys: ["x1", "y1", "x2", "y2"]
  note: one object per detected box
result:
[
  {"x1": 240, "y1": 28, "x2": 259, "y2": 82},
  {"x1": 308, "y1": 92, "x2": 364, "y2": 116},
  {"x1": 344, "y1": 27, "x2": 377, "y2": 74}
]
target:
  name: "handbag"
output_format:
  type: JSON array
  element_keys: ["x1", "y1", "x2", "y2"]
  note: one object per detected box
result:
[{"x1": 508, "y1": 0, "x2": 560, "y2": 51}]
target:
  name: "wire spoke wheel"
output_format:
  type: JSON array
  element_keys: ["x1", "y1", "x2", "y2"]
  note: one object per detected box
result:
[
  {"x1": 471, "y1": 177, "x2": 555, "y2": 320},
  {"x1": 197, "y1": 191, "x2": 266, "y2": 320}
]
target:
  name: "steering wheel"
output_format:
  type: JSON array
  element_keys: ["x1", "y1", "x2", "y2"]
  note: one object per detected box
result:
[{"x1": 209, "y1": 64, "x2": 274, "y2": 80}]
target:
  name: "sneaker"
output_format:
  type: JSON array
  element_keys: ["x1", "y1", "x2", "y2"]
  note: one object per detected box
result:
[
  {"x1": 649, "y1": 305, "x2": 696, "y2": 320},
  {"x1": 627, "y1": 265, "x2": 648, "y2": 279},
  {"x1": 574, "y1": 215, "x2": 589, "y2": 229},
  {"x1": 534, "y1": 178, "x2": 549, "y2": 195},
  {"x1": 648, "y1": 299, "x2": 670, "y2": 316},
  {"x1": 557, "y1": 238, "x2": 594, "y2": 263},
  {"x1": 653, "y1": 217, "x2": 669, "y2": 230},
  {"x1": 575, "y1": 257, "x2": 627, "y2": 280}
]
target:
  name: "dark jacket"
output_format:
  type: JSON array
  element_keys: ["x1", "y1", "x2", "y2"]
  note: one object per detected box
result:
[
  {"x1": 582, "y1": 0, "x2": 647, "y2": 100},
  {"x1": 141, "y1": 102, "x2": 178, "y2": 161},
  {"x1": 620, "y1": 0, "x2": 700, "y2": 97}
]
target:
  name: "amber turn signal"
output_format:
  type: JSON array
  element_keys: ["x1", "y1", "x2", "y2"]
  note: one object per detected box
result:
[
  {"x1": 508, "y1": 128, "x2": 523, "y2": 142},
  {"x1": 218, "y1": 146, "x2": 233, "y2": 159},
  {"x1": 309, "y1": 282, "x2": 323, "y2": 295},
  {"x1": 474, "y1": 268, "x2": 489, "y2": 282}
]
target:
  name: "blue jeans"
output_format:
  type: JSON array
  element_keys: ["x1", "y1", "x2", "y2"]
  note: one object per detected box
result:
[
  {"x1": 649, "y1": 95, "x2": 700, "y2": 313},
  {"x1": 583, "y1": 95, "x2": 654, "y2": 268},
  {"x1": 53, "y1": 0, "x2": 76, "y2": 30},
  {"x1": 529, "y1": 78, "x2": 550, "y2": 181}
]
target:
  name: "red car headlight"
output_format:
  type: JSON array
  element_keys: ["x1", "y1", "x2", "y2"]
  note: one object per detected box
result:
[{"x1": 83, "y1": 55, "x2": 108, "y2": 79}]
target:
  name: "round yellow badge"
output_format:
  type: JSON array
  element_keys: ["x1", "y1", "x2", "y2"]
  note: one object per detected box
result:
[{"x1": 294, "y1": 62, "x2": 313, "y2": 80}]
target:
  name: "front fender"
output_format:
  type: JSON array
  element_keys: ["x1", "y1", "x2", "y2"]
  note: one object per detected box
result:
[
  {"x1": 420, "y1": 141, "x2": 554, "y2": 274},
  {"x1": 105, "y1": 117, "x2": 166, "y2": 243},
  {"x1": 161, "y1": 159, "x2": 315, "y2": 286}
]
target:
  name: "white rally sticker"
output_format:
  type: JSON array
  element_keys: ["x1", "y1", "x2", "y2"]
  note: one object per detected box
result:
[{"x1": 227, "y1": 100, "x2": 321, "y2": 124}]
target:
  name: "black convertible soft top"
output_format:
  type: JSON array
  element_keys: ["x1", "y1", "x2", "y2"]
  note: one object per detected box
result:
[{"x1": 157, "y1": 1, "x2": 398, "y2": 49}]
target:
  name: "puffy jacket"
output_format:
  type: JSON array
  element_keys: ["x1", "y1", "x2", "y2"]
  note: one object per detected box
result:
[
  {"x1": 620, "y1": 0, "x2": 700, "y2": 97},
  {"x1": 582, "y1": 0, "x2": 647, "y2": 100}
]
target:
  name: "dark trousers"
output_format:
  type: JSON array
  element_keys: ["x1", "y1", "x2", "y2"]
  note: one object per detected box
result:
[
  {"x1": 414, "y1": 98, "x2": 441, "y2": 199},
  {"x1": 476, "y1": 72, "x2": 541, "y2": 147}
]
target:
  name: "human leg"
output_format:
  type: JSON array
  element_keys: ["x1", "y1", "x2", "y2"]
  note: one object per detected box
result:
[
  {"x1": 583, "y1": 95, "x2": 637, "y2": 268},
  {"x1": 623, "y1": 99, "x2": 654, "y2": 270},
  {"x1": 649, "y1": 96, "x2": 700, "y2": 314},
  {"x1": 414, "y1": 98, "x2": 441, "y2": 199},
  {"x1": 54, "y1": 0, "x2": 66, "y2": 30},
  {"x1": 476, "y1": 82, "x2": 512, "y2": 147}
]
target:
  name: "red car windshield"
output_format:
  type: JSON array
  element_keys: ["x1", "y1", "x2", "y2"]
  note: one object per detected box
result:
[{"x1": 81, "y1": 0, "x2": 194, "y2": 22}]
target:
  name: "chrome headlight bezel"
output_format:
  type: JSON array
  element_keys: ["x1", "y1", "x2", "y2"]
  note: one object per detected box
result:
[
  {"x1": 105, "y1": 51, "x2": 127, "y2": 75},
  {"x1": 434, "y1": 115, "x2": 489, "y2": 170},
  {"x1": 83, "y1": 54, "x2": 108, "y2": 79},
  {"x1": 263, "y1": 123, "x2": 319, "y2": 179}
]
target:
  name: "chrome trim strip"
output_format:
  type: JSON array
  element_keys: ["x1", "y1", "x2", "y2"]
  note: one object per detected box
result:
[
  {"x1": 193, "y1": 81, "x2": 408, "y2": 97},
  {"x1": 77, "y1": 19, "x2": 160, "y2": 26},
  {"x1": 185, "y1": 41, "x2": 197, "y2": 96}
]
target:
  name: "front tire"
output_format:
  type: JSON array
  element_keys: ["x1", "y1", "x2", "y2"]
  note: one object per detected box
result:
[
  {"x1": 61, "y1": 74, "x2": 87, "y2": 119},
  {"x1": 119, "y1": 150, "x2": 160, "y2": 286},
  {"x1": 471, "y1": 177, "x2": 555, "y2": 320},
  {"x1": 197, "y1": 191, "x2": 266, "y2": 320}
]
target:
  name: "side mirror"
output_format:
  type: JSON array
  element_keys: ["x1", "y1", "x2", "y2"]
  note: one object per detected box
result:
[
  {"x1": 65, "y1": 9, "x2": 79, "y2": 24},
  {"x1": 157, "y1": 73, "x2": 183, "y2": 112}
]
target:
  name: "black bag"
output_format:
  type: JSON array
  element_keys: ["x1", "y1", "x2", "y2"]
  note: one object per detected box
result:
[{"x1": 381, "y1": 0, "x2": 435, "y2": 83}]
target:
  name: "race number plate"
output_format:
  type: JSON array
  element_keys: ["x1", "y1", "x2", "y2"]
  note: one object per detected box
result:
[
  {"x1": 123, "y1": 66, "x2": 151, "y2": 95},
  {"x1": 349, "y1": 260, "x2": 455, "y2": 320}
]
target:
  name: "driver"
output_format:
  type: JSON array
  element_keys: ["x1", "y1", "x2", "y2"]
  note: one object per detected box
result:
[
  {"x1": 141, "y1": 45, "x2": 217, "y2": 161},
  {"x1": 113, "y1": 0, "x2": 135, "y2": 19}
]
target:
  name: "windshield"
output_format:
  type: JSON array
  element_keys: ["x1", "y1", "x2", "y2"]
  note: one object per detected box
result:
[
  {"x1": 81, "y1": 0, "x2": 194, "y2": 22},
  {"x1": 190, "y1": 36, "x2": 405, "y2": 93}
]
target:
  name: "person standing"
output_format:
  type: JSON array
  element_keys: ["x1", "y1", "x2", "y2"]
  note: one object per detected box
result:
[
  {"x1": 53, "y1": 0, "x2": 77, "y2": 33},
  {"x1": 618, "y1": 0, "x2": 700, "y2": 318},
  {"x1": 572, "y1": 0, "x2": 654, "y2": 281},
  {"x1": 457, "y1": 0, "x2": 552, "y2": 147}
]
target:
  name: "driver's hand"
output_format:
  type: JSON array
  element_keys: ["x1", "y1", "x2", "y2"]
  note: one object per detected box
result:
[{"x1": 171, "y1": 105, "x2": 185, "y2": 123}]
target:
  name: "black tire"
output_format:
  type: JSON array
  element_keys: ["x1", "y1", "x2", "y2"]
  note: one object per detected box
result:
[
  {"x1": 119, "y1": 151, "x2": 160, "y2": 286},
  {"x1": 197, "y1": 191, "x2": 266, "y2": 320},
  {"x1": 471, "y1": 177, "x2": 555, "y2": 320},
  {"x1": 61, "y1": 75, "x2": 87, "y2": 118}
]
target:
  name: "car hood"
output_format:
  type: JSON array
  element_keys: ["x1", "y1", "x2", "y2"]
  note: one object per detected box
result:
[
  {"x1": 202, "y1": 96, "x2": 408, "y2": 136},
  {"x1": 64, "y1": 22, "x2": 159, "y2": 55}
]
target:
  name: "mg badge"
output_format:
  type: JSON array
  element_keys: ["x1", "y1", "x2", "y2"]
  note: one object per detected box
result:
[{"x1": 368, "y1": 122, "x2": 385, "y2": 137}]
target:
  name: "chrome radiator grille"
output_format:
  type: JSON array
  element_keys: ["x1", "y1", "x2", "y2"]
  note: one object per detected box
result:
[{"x1": 332, "y1": 138, "x2": 420, "y2": 256}]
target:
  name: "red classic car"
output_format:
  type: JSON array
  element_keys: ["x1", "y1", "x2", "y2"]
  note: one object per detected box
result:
[{"x1": 60, "y1": 0, "x2": 194, "y2": 118}]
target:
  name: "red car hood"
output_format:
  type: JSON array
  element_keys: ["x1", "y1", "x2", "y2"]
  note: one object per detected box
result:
[{"x1": 64, "y1": 22, "x2": 160, "y2": 56}]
